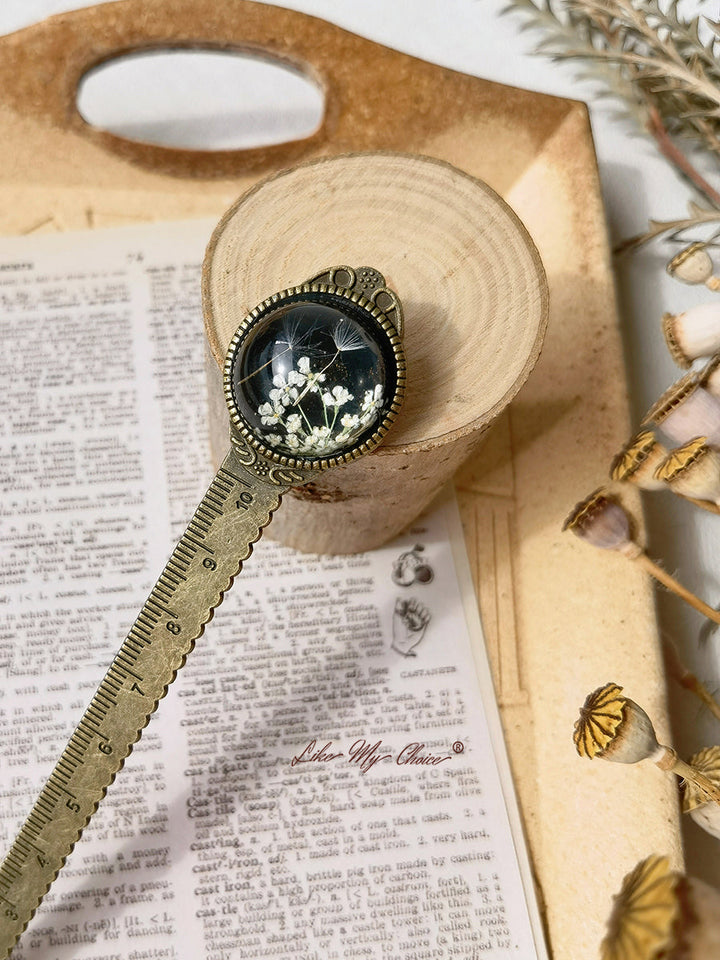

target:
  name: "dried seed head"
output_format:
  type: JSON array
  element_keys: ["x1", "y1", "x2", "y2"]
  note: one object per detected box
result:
[
  {"x1": 602, "y1": 853, "x2": 720, "y2": 960},
  {"x1": 697, "y1": 355, "x2": 720, "y2": 399},
  {"x1": 683, "y1": 746, "x2": 720, "y2": 840},
  {"x1": 643, "y1": 372, "x2": 696, "y2": 427},
  {"x1": 610, "y1": 430, "x2": 668, "y2": 490},
  {"x1": 667, "y1": 243, "x2": 714, "y2": 286},
  {"x1": 655, "y1": 438, "x2": 720, "y2": 503},
  {"x1": 662, "y1": 303, "x2": 720, "y2": 368},
  {"x1": 601, "y1": 855, "x2": 680, "y2": 960},
  {"x1": 682, "y1": 746, "x2": 720, "y2": 812},
  {"x1": 662, "y1": 313, "x2": 693, "y2": 369},
  {"x1": 573, "y1": 682, "x2": 659, "y2": 763},
  {"x1": 563, "y1": 490, "x2": 634, "y2": 552},
  {"x1": 683, "y1": 875, "x2": 720, "y2": 957},
  {"x1": 642, "y1": 374, "x2": 720, "y2": 448}
]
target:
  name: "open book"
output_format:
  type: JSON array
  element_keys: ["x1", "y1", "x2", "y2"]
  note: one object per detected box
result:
[{"x1": 0, "y1": 220, "x2": 546, "y2": 958}]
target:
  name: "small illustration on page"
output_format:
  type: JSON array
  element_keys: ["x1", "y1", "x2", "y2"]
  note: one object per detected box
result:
[
  {"x1": 391, "y1": 544, "x2": 434, "y2": 586},
  {"x1": 392, "y1": 597, "x2": 431, "y2": 656}
]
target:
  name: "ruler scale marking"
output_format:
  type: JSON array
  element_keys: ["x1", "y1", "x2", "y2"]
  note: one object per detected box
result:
[
  {"x1": 0, "y1": 448, "x2": 287, "y2": 956},
  {"x1": 0, "y1": 266, "x2": 405, "y2": 958}
]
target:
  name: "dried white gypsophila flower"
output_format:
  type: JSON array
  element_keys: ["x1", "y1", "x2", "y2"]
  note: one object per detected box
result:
[{"x1": 258, "y1": 356, "x2": 383, "y2": 456}]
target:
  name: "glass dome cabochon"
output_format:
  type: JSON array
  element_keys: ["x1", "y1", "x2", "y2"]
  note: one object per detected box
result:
[{"x1": 228, "y1": 291, "x2": 401, "y2": 461}]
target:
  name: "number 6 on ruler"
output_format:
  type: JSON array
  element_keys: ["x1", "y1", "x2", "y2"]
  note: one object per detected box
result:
[{"x1": 0, "y1": 265, "x2": 405, "y2": 956}]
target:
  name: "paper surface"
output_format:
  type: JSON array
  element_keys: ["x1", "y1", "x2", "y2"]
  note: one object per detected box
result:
[{"x1": 0, "y1": 221, "x2": 546, "y2": 959}]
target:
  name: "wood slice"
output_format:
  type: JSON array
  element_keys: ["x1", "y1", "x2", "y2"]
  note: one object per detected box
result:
[
  {"x1": 203, "y1": 152, "x2": 548, "y2": 553},
  {"x1": 0, "y1": 4, "x2": 686, "y2": 953}
]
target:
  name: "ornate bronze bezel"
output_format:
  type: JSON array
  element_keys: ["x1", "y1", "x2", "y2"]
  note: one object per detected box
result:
[{"x1": 223, "y1": 269, "x2": 406, "y2": 471}]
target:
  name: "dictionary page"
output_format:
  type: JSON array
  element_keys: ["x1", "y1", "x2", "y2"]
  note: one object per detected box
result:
[{"x1": 0, "y1": 221, "x2": 546, "y2": 959}]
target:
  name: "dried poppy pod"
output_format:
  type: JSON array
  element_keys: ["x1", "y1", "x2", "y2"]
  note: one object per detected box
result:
[
  {"x1": 610, "y1": 430, "x2": 668, "y2": 491},
  {"x1": 601, "y1": 855, "x2": 720, "y2": 960},
  {"x1": 662, "y1": 303, "x2": 720, "y2": 368},
  {"x1": 666, "y1": 242, "x2": 720, "y2": 289},
  {"x1": 642, "y1": 372, "x2": 720, "y2": 447},
  {"x1": 573, "y1": 682, "x2": 720, "y2": 803},
  {"x1": 564, "y1": 491, "x2": 720, "y2": 624},
  {"x1": 563, "y1": 488, "x2": 636, "y2": 554},
  {"x1": 654, "y1": 437, "x2": 720, "y2": 504},
  {"x1": 683, "y1": 746, "x2": 720, "y2": 840},
  {"x1": 697, "y1": 354, "x2": 720, "y2": 398},
  {"x1": 574, "y1": 682, "x2": 659, "y2": 763}
]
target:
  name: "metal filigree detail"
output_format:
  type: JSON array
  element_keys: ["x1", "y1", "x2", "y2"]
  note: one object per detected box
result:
[
  {"x1": 232, "y1": 434, "x2": 307, "y2": 485},
  {"x1": 0, "y1": 263, "x2": 406, "y2": 954},
  {"x1": 305, "y1": 265, "x2": 358, "y2": 290},
  {"x1": 301, "y1": 266, "x2": 403, "y2": 336},
  {"x1": 269, "y1": 466, "x2": 310, "y2": 486},
  {"x1": 230, "y1": 432, "x2": 258, "y2": 467}
]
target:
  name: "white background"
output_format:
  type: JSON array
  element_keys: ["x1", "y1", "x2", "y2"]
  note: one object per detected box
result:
[{"x1": 2, "y1": 0, "x2": 720, "y2": 874}]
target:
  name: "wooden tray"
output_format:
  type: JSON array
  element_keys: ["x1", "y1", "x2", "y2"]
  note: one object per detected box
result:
[{"x1": 0, "y1": 3, "x2": 682, "y2": 957}]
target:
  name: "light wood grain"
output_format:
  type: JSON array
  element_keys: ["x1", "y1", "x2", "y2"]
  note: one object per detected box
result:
[
  {"x1": 202, "y1": 152, "x2": 548, "y2": 553},
  {"x1": 0, "y1": 4, "x2": 682, "y2": 957}
]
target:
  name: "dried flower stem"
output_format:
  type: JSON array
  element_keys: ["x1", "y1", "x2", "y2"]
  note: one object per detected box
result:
[
  {"x1": 686, "y1": 495, "x2": 720, "y2": 515},
  {"x1": 506, "y1": 0, "x2": 720, "y2": 252},
  {"x1": 655, "y1": 745, "x2": 720, "y2": 805},
  {"x1": 615, "y1": 204, "x2": 720, "y2": 254},
  {"x1": 565, "y1": 492, "x2": 720, "y2": 624},
  {"x1": 646, "y1": 104, "x2": 720, "y2": 210},
  {"x1": 663, "y1": 637, "x2": 720, "y2": 725},
  {"x1": 633, "y1": 551, "x2": 720, "y2": 626}
]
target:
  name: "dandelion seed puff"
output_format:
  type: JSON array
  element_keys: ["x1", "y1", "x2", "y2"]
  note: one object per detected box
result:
[{"x1": 331, "y1": 319, "x2": 366, "y2": 353}]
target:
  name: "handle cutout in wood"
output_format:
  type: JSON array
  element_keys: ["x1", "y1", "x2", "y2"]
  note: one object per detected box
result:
[
  {"x1": 0, "y1": 0, "x2": 576, "y2": 181},
  {"x1": 77, "y1": 49, "x2": 325, "y2": 151}
]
